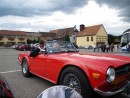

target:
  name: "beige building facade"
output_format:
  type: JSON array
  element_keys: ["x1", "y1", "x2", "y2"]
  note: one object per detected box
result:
[
  {"x1": 77, "y1": 24, "x2": 108, "y2": 47},
  {"x1": 26, "y1": 32, "x2": 41, "y2": 41},
  {"x1": 0, "y1": 30, "x2": 27, "y2": 46}
]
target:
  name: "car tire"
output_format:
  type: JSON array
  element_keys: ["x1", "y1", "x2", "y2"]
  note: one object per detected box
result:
[
  {"x1": 22, "y1": 58, "x2": 31, "y2": 77},
  {"x1": 59, "y1": 67, "x2": 99, "y2": 98}
]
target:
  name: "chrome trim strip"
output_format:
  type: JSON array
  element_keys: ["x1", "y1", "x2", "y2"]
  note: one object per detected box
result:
[{"x1": 94, "y1": 81, "x2": 130, "y2": 96}]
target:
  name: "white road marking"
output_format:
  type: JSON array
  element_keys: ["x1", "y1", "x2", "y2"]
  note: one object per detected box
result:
[{"x1": 0, "y1": 70, "x2": 21, "y2": 74}]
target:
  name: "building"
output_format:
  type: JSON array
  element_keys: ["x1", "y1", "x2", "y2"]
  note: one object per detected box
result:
[
  {"x1": 114, "y1": 39, "x2": 120, "y2": 44},
  {"x1": 0, "y1": 30, "x2": 27, "y2": 46},
  {"x1": 40, "y1": 32, "x2": 56, "y2": 41},
  {"x1": 26, "y1": 32, "x2": 41, "y2": 41},
  {"x1": 26, "y1": 32, "x2": 41, "y2": 44},
  {"x1": 26, "y1": 32, "x2": 57, "y2": 43},
  {"x1": 77, "y1": 24, "x2": 108, "y2": 47},
  {"x1": 50, "y1": 26, "x2": 78, "y2": 43}
]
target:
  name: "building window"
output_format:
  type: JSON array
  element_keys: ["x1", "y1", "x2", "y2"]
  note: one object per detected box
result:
[
  {"x1": 96, "y1": 36, "x2": 107, "y2": 42},
  {"x1": 91, "y1": 36, "x2": 93, "y2": 41},
  {"x1": 6, "y1": 35, "x2": 16, "y2": 38},
  {"x1": 17, "y1": 36, "x2": 26, "y2": 38},
  {"x1": 87, "y1": 37, "x2": 89, "y2": 41},
  {"x1": 17, "y1": 36, "x2": 22, "y2": 38}
]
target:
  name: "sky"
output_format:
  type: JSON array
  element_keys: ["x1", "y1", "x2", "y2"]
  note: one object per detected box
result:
[{"x1": 0, "y1": 0, "x2": 130, "y2": 35}]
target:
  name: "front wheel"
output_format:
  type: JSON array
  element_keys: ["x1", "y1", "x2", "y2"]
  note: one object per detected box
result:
[
  {"x1": 59, "y1": 67, "x2": 98, "y2": 98},
  {"x1": 22, "y1": 59, "x2": 31, "y2": 77}
]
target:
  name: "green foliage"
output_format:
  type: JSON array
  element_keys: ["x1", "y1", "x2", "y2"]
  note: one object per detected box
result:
[
  {"x1": 27, "y1": 39, "x2": 38, "y2": 44},
  {"x1": 32, "y1": 39, "x2": 38, "y2": 43},
  {"x1": 27, "y1": 39, "x2": 32, "y2": 44},
  {"x1": 108, "y1": 34, "x2": 114, "y2": 44},
  {"x1": 0, "y1": 35, "x2": 3, "y2": 38},
  {"x1": 64, "y1": 34, "x2": 70, "y2": 42},
  {"x1": 108, "y1": 34, "x2": 121, "y2": 44}
]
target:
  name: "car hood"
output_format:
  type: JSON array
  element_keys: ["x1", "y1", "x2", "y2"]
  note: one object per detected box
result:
[{"x1": 54, "y1": 52, "x2": 130, "y2": 68}]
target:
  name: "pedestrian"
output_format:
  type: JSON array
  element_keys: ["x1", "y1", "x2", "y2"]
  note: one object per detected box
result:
[
  {"x1": 101, "y1": 44, "x2": 106, "y2": 52},
  {"x1": 106, "y1": 44, "x2": 109, "y2": 52},
  {"x1": 114, "y1": 44, "x2": 118, "y2": 52},
  {"x1": 93, "y1": 43, "x2": 96, "y2": 52},
  {"x1": 97, "y1": 44, "x2": 100, "y2": 52},
  {"x1": 110, "y1": 43, "x2": 114, "y2": 52},
  {"x1": 101, "y1": 44, "x2": 103, "y2": 52}
]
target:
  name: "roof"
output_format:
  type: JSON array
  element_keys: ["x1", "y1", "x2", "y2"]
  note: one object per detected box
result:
[
  {"x1": 39, "y1": 32, "x2": 57, "y2": 41},
  {"x1": 0, "y1": 30, "x2": 26, "y2": 36},
  {"x1": 40, "y1": 32, "x2": 56, "y2": 37},
  {"x1": 26, "y1": 32, "x2": 41, "y2": 37},
  {"x1": 77, "y1": 24, "x2": 103, "y2": 37},
  {"x1": 114, "y1": 39, "x2": 120, "y2": 42},
  {"x1": 50, "y1": 27, "x2": 78, "y2": 38}
]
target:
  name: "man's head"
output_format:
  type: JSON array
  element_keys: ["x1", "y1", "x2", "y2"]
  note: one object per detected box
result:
[
  {"x1": 39, "y1": 40, "x2": 44, "y2": 48},
  {"x1": 53, "y1": 43, "x2": 60, "y2": 50}
]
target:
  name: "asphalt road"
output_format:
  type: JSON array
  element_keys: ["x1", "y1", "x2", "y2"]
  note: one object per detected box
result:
[{"x1": 0, "y1": 48, "x2": 130, "y2": 98}]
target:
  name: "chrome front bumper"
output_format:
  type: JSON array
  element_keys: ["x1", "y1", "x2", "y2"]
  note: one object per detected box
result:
[{"x1": 94, "y1": 81, "x2": 130, "y2": 96}]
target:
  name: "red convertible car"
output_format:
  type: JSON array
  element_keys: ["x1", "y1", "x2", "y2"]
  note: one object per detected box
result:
[{"x1": 18, "y1": 41, "x2": 130, "y2": 98}]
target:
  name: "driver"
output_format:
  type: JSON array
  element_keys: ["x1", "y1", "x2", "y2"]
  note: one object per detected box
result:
[
  {"x1": 30, "y1": 40, "x2": 45, "y2": 57},
  {"x1": 53, "y1": 43, "x2": 61, "y2": 51},
  {"x1": 38, "y1": 40, "x2": 45, "y2": 51}
]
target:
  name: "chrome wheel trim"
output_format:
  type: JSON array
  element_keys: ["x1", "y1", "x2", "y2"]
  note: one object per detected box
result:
[
  {"x1": 22, "y1": 61, "x2": 28, "y2": 74},
  {"x1": 63, "y1": 73, "x2": 81, "y2": 93}
]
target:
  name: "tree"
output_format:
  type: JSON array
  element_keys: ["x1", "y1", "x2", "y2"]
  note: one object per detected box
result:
[
  {"x1": 64, "y1": 34, "x2": 70, "y2": 42},
  {"x1": 27, "y1": 39, "x2": 31, "y2": 44},
  {"x1": 108, "y1": 34, "x2": 114, "y2": 44},
  {"x1": 108, "y1": 34, "x2": 121, "y2": 45},
  {"x1": 32, "y1": 39, "x2": 38, "y2": 43},
  {"x1": 27, "y1": 39, "x2": 39, "y2": 44}
]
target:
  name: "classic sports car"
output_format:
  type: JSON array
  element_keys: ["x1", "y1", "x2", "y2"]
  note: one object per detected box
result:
[{"x1": 18, "y1": 40, "x2": 130, "y2": 98}]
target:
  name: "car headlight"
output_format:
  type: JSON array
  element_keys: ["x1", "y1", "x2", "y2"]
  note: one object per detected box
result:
[{"x1": 106, "y1": 67, "x2": 115, "y2": 82}]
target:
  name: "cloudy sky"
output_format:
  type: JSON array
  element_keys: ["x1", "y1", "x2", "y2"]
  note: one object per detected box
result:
[{"x1": 0, "y1": 0, "x2": 130, "y2": 35}]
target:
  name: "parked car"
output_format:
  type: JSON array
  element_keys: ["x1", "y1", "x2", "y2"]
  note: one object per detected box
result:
[
  {"x1": 15, "y1": 43, "x2": 23, "y2": 50},
  {"x1": 78, "y1": 46, "x2": 86, "y2": 49},
  {"x1": 86, "y1": 45, "x2": 94, "y2": 49},
  {"x1": 18, "y1": 40, "x2": 130, "y2": 98},
  {"x1": 18, "y1": 44, "x2": 31, "y2": 51}
]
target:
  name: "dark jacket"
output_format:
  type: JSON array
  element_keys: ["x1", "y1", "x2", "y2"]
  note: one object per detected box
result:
[{"x1": 30, "y1": 48, "x2": 40, "y2": 57}]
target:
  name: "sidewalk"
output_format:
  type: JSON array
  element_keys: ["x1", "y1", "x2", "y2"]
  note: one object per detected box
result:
[{"x1": 79, "y1": 49, "x2": 130, "y2": 57}]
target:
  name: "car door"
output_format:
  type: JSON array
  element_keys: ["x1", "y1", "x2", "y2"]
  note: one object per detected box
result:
[
  {"x1": 29, "y1": 53, "x2": 46, "y2": 77},
  {"x1": 45, "y1": 53, "x2": 63, "y2": 82}
]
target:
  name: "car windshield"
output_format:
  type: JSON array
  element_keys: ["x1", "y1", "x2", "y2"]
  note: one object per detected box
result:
[{"x1": 46, "y1": 41, "x2": 78, "y2": 53}]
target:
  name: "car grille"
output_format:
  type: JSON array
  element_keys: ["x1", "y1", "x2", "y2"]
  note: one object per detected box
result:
[{"x1": 115, "y1": 63, "x2": 130, "y2": 76}]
